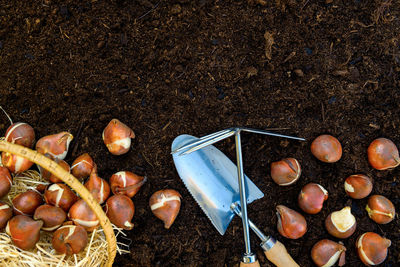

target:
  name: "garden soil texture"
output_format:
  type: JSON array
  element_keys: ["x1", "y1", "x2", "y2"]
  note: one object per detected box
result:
[{"x1": 1, "y1": 0, "x2": 400, "y2": 266}]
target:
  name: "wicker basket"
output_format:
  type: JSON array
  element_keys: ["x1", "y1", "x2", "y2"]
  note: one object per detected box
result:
[{"x1": 0, "y1": 140, "x2": 117, "y2": 267}]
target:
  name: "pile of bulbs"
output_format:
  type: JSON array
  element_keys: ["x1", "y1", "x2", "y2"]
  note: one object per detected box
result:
[
  {"x1": 0, "y1": 118, "x2": 182, "y2": 256},
  {"x1": 270, "y1": 134, "x2": 396, "y2": 266}
]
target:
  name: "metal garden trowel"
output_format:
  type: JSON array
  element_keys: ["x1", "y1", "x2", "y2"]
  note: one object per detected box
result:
[{"x1": 172, "y1": 132, "x2": 300, "y2": 267}]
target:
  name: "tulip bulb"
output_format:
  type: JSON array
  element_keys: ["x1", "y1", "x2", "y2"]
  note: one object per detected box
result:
[
  {"x1": 110, "y1": 171, "x2": 147, "y2": 198},
  {"x1": 0, "y1": 166, "x2": 12, "y2": 198},
  {"x1": 276, "y1": 205, "x2": 307, "y2": 239},
  {"x1": 311, "y1": 135, "x2": 342, "y2": 163},
  {"x1": 325, "y1": 206, "x2": 356, "y2": 239},
  {"x1": 311, "y1": 239, "x2": 346, "y2": 267},
  {"x1": 105, "y1": 195, "x2": 135, "y2": 230},
  {"x1": 0, "y1": 202, "x2": 13, "y2": 229},
  {"x1": 68, "y1": 199, "x2": 99, "y2": 232},
  {"x1": 44, "y1": 183, "x2": 78, "y2": 212},
  {"x1": 150, "y1": 189, "x2": 181, "y2": 229},
  {"x1": 366, "y1": 195, "x2": 395, "y2": 224},
  {"x1": 40, "y1": 154, "x2": 70, "y2": 183},
  {"x1": 344, "y1": 174, "x2": 373, "y2": 199},
  {"x1": 5, "y1": 122, "x2": 35, "y2": 148},
  {"x1": 36, "y1": 132, "x2": 73, "y2": 160},
  {"x1": 12, "y1": 190, "x2": 43, "y2": 216},
  {"x1": 1, "y1": 152, "x2": 33, "y2": 173},
  {"x1": 71, "y1": 153, "x2": 94, "y2": 181},
  {"x1": 298, "y1": 183, "x2": 328, "y2": 214},
  {"x1": 102, "y1": 119, "x2": 135, "y2": 155},
  {"x1": 6, "y1": 215, "x2": 43, "y2": 250},
  {"x1": 270, "y1": 158, "x2": 301, "y2": 186},
  {"x1": 367, "y1": 138, "x2": 400, "y2": 170},
  {"x1": 356, "y1": 232, "x2": 391, "y2": 266},
  {"x1": 34, "y1": 204, "x2": 67, "y2": 231},
  {"x1": 52, "y1": 225, "x2": 88, "y2": 255},
  {"x1": 84, "y1": 167, "x2": 110, "y2": 204}
]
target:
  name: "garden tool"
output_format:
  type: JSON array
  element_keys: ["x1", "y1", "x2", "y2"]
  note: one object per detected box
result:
[{"x1": 172, "y1": 130, "x2": 303, "y2": 266}]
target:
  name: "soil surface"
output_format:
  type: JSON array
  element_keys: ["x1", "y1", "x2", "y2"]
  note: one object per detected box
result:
[{"x1": 1, "y1": 0, "x2": 400, "y2": 266}]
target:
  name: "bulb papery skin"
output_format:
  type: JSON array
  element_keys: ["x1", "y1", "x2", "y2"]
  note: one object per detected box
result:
[
  {"x1": 366, "y1": 195, "x2": 395, "y2": 224},
  {"x1": 311, "y1": 135, "x2": 342, "y2": 163},
  {"x1": 102, "y1": 119, "x2": 135, "y2": 155},
  {"x1": 367, "y1": 138, "x2": 400, "y2": 170},
  {"x1": 344, "y1": 174, "x2": 373, "y2": 199},
  {"x1": 270, "y1": 158, "x2": 301, "y2": 186},
  {"x1": 311, "y1": 239, "x2": 346, "y2": 267},
  {"x1": 298, "y1": 183, "x2": 328, "y2": 214},
  {"x1": 356, "y1": 232, "x2": 391, "y2": 266}
]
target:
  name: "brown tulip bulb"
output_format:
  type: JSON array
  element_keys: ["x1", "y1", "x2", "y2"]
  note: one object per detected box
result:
[
  {"x1": 34, "y1": 204, "x2": 67, "y2": 231},
  {"x1": 344, "y1": 174, "x2": 373, "y2": 199},
  {"x1": 366, "y1": 195, "x2": 395, "y2": 224},
  {"x1": 311, "y1": 135, "x2": 342, "y2": 163},
  {"x1": 325, "y1": 207, "x2": 356, "y2": 239},
  {"x1": 105, "y1": 195, "x2": 135, "y2": 230},
  {"x1": 44, "y1": 183, "x2": 78, "y2": 212},
  {"x1": 12, "y1": 190, "x2": 43, "y2": 216},
  {"x1": 6, "y1": 215, "x2": 43, "y2": 250},
  {"x1": 276, "y1": 205, "x2": 307, "y2": 239},
  {"x1": 1, "y1": 152, "x2": 34, "y2": 173},
  {"x1": 150, "y1": 189, "x2": 181, "y2": 229},
  {"x1": 52, "y1": 225, "x2": 88, "y2": 255},
  {"x1": 102, "y1": 119, "x2": 135, "y2": 155},
  {"x1": 110, "y1": 171, "x2": 147, "y2": 198},
  {"x1": 36, "y1": 132, "x2": 73, "y2": 160},
  {"x1": 0, "y1": 166, "x2": 12, "y2": 198},
  {"x1": 84, "y1": 167, "x2": 110, "y2": 204},
  {"x1": 270, "y1": 158, "x2": 301, "y2": 186},
  {"x1": 68, "y1": 199, "x2": 99, "y2": 232},
  {"x1": 367, "y1": 138, "x2": 400, "y2": 170},
  {"x1": 0, "y1": 202, "x2": 13, "y2": 229},
  {"x1": 71, "y1": 153, "x2": 94, "y2": 180},
  {"x1": 40, "y1": 154, "x2": 70, "y2": 183},
  {"x1": 5, "y1": 122, "x2": 35, "y2": 148},
  {"x1": 311, "y1": 239, "x2": 346, "y2": 267},
  {"x1": 298, "y1": 183, "x2": 328, "y2": 214},
  {"x1": 356, "y1": 232, "x2": 391, "y2": 266}
]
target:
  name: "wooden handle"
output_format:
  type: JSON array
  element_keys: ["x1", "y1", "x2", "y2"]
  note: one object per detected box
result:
[
  {"x1": 264, "y1": 240, "x2": 299, "y2": 267},
  {"x1": 0, "y1": 141, "x2": 117, "y2": 267},
  {"x1": 240, "y1": 260, "x2": 260, "y2": 267}
]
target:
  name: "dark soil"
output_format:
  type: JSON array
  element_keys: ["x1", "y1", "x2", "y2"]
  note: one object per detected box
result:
[{"x1": 1, "y1": 0, "x2": 400, "y2": 266}]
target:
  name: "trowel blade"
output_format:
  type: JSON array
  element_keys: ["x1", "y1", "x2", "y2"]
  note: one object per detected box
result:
[{"x1": 172, "y1": 134, "x2": 264, "y2": 235}]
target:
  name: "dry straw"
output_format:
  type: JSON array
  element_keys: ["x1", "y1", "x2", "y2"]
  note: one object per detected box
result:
[{"x1": 0, "y1": 141, "x2": 129, "y2": 267}]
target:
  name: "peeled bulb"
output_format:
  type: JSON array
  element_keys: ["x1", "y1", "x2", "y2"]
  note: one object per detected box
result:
[
  {"x1": 1, "y1": 152, "x2": 33, "y2": 173},
  {"x1": 52, "y1": 225, "x2": 88, "y2": 255},
  {"x1": 102, "y1": 119, "x2": 135, "y2": 155},
  {"x1": 356, "y1": 232, "x2": 391, "y2": 266},
  {"x1": 311, "y1": 239, "x2": 346, "y2": 267},
  {"x1": 71, "y1": 153, "x2": 94, "y2": 181},
  {"x1": 344, "y1": 174, "x2": 373, "y2": 199},
  {"x1": 12, "y1": 190, "x2": 43, "y2": 216},
  {"x1": 0, "y1": 166, "x2": 12, "y2": 198},
  {"x1": 150, "y1": 189, "x2": 181, "y2": 229},
  {"x1": 270, "y1": 158, "x2": 301, "y2": 186},
  {"x1": 276, "y1": 205, "x2": 307, "y2": 239},
  {"x1": 6, "y1": 215, "x2": 43, "y2": 250},
  {"x1": 84, "y1": 167, "x2": 110, "y2": 204},
  {"x1": 366, "y1": 195, "x2": 395, "y2": 224},
  {"x1": 44, "y1": 183, "x2": 78, "y2": 212},
  {"x1": 298, "y1": 183, "x2": 328, "y2": 214},
  {"x1": 0, "y1": 202, "x2": 13, "y2": 229},
  {"x1": 325, "y1": 206, "x2": 356, "y2": 238},
  {"x1": 110, "y1": 171, "x2": 147, "y2": 198},
  {"x1": 5, "y1": 122, "x2": 35, "y2": 148},
  {"x1": 36, "y1": 132, "x2": 73, "y2": 160},
  {"x1": 68, "y1": 199, "x2": 99, "y2": 232},
  {"x1": 105, "y1": 195, "x2": 135, "y2": 230},
  {"x1": 367, "y1": 138, "x2": 400, "y2": 170},
  {"x1": 311, "y1": 135, "x2": 342, "y2": 163},
  {"x1": 34, "y1": 204, "x2": 67, "y2": 231}
]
